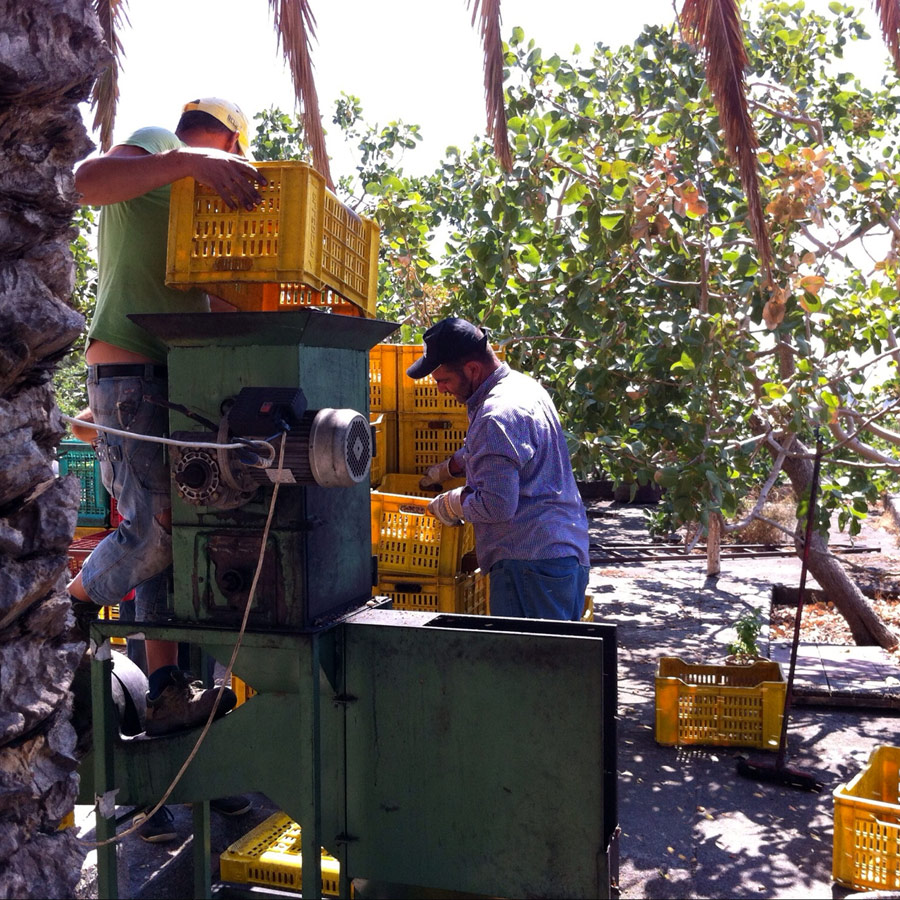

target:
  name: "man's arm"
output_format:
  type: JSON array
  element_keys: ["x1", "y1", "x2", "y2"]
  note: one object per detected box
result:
[
  {"x1": 75, "y1": 144, "x2": 265, "y2": 210},
  {"x1": 456, "y1": 453, "x2": 520, "y2": 523}
]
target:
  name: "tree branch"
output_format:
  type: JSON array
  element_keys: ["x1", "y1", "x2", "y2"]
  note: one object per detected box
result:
[
  {"x1": 838, "y1": 398, "x2": 900, "y2": 447},
  {"x1": 749, "y1": 98, "x2": 824, "y2": 145},
  {"x1": 829, "y1": 420, "x2": 900, "y2": 470},
  {"x1": 723, "y1": 438, "x2": 790, "y2": 532}
]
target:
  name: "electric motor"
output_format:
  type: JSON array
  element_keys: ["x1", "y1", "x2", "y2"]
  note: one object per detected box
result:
[{"x1": 170, "y1": 387, "x2": 370, "y2": 509}]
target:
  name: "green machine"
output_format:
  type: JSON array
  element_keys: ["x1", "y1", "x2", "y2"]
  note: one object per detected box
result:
[{"x1": 85, "y1": 310, "x2": 619, "y2": 899}]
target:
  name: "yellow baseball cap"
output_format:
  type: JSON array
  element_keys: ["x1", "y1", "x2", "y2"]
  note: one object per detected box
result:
[{"x1": 183, "y1": 97, "x2": 250, "y2": 157}]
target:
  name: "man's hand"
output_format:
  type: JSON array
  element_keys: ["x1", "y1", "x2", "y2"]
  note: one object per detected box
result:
[
  {"x1": 428, "y1": 487, "x2": 465, "y2": 526},
  {"x1": 419, "y1": 457, "x2": 457, "y2": 491},
  {"x1": 182, "y1": 147, "x2": 266, "y2": 211},
  {"x1": 70, "y1": 408, "x2": 98, "y2": 444}
]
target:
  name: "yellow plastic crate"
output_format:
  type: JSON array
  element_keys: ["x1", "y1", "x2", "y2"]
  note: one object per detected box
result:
[
  {"x1": 369, "y1": 413, "x2": 397, "y2": 488},
  {"x1": 231, "y1": 676, "x2": 257, "y2": 708},
  {"x1": 371, "y1": 489, "x2": 474, "y2": 578},
  {"x1": 166, "y1": 161, "x2": 379, "y2": 316},
  {"x1": 396, "y1": 344, "x2": 505, "y2": 414},
  {"x1": 396, "y1": 414, "x2": 468, "y2": 476},
  {"x1": 473, "y1": 568, "x2": 490, "y2": 616},
  {"x1": 376, "y1": 574, "x2": 483, "y2": 614},
  {"x1": 216, "y1": 282, "x2": 365, "y2": 316},
  {"x1": 582, "y1": 593, "x2": 595, "y2": 622},
  {"x1": 834, "y1": 745, "x2": 900, "y2": 891},
  {"x1": 654, "y1": 656, "x2": 785, "y2": 749},
  {"x1": 96, "y1": 603, "x2": 127, "y2": 647},
  {"x1": 377, "y1": 472, "x2": 466, "y2": 495},
  {"x1": 369, "y1": 344, "x2": 399, "y2": 412},
  {"x1": 219, "y1": 812, "x2": 342, "y2": 896}
]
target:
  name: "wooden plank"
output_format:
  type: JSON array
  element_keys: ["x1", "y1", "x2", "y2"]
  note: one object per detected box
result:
[
  {"x1": 769, "y1": 643, "x2": 828, "y2": 689},
  {"x1": 818, "y1": 644, "x2": 900, "y2": 697},
  {"x1": 769, "y1": 642, "x2": 900, "y2": 709},
  {"x1": 590, "y1": 544, "x2": 879, "y2": 563}
]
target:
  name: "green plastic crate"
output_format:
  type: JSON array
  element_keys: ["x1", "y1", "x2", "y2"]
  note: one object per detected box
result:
[{"x1": 57, "y1": 440, "x2": 109, "y2": 527}]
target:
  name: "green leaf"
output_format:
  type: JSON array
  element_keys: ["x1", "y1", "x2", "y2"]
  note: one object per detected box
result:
[
  {"x1": 671, "y1": 351, "x2": 695, "y2": 371},
  {"x1": 821, "y1": 389, "x2": 840, "y2": 408},
  {"x1": 599, "y1": 212, "x2": 625, "y2": 230},
  {"x1": 518, "y1": 244, "x2": 541, "y2": 267},
  {"x1": 610, "y1": 160, "x2": 630, "y2": 181}
]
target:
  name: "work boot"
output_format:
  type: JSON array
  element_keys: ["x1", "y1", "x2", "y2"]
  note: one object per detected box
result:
[
  {"x1": 210, "y1": 795, "x2": 253, "y2": 816},
  {"x1": 133, "y1": 805, "x2": 179, "y2": 843},
  {"x1": 144, "y1": 668, "x2": 236, "y2": 737}
]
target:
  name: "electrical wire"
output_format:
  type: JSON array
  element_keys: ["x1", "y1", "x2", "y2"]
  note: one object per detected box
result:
[
  {"x1": 81, "y1": 431, "x2": 288, "y2": 849},
  {"x1": 60, "y1": 413, "x2": 274, "y2": 458}
]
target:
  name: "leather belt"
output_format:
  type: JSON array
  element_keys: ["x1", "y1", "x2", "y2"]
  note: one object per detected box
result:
[{"x1": 91, "y1": 364, "x2": 168, "y2": 380}]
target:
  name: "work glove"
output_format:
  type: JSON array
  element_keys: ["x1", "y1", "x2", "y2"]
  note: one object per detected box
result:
[
  {"x1": 428, "y1": 487, "x2": 466, "y2": 526},
  {"x1": 419, "y1": 457, "x2": 456, "y2": 491}
]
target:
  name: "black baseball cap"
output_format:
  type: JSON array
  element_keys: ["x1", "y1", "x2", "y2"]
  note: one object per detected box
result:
[{"x1": 406, "y1": 317, "x2": 489, "y2": 379}]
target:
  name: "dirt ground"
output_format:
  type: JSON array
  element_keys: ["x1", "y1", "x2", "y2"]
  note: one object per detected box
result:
[{"x1": 588, "y1": 497, "x2": 900, "y2": 899}]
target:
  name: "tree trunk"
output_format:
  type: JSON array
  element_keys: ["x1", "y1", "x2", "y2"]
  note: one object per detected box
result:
[
  {"x1": 0, "y1": 2, "x2": 105, "y2": 897},
  {"x1": 781, "y1": 438, "x2": 900, "y2": 651},
  {"x1": 706, "y1": 510, "x2": 723, "y2": 576}
]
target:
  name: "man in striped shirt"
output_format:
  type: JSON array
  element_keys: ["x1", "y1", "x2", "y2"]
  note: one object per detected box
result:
[{"x1": 408, "y1": 317, "x2": 590, "y2": 620}]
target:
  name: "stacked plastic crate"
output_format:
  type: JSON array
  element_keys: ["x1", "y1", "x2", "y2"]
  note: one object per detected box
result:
[
  {"x1": 369, "y1": 345, "x2": 593, "y2": 622},
  {"x1": 58, "y1": 440, "x2": 110, "y2": 531},
  {"x1": 368, "y1": 344, "x2": 398, "y2": 488},
  {"x1": 59, "y1": 440, "x2": 126, "y2": 643},
  {"x1": 369, "y1": 345, "x2": 486, "y2": 614},
  {"x1": 166, "y1": 161, "x2": 379, "y2": 318},
  {"x1": 394, "y1": 345, "x2": 471, "y2": 480}
]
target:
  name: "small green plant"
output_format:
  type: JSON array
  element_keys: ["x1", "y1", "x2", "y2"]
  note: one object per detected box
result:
[{"x1": 727, "y1": 607, "x2": 765, "y2": 661}]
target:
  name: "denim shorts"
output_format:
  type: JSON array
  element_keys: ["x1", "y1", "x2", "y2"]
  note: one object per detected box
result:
[
  {"x1": 80, "y1": 368, "x2": 172, "y2": 619},
  {"x1": 488, "y1": 556, "x2": 590, "y2": 621}
]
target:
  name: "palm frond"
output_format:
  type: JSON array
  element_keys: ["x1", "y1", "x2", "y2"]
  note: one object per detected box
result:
[
  {"x1": 269, "y1": 0, "x2": 333, "y2": 189},
  {"x1": 681, "y1": 0, "x2": 772, "y2": 283},
  {"x1": 875, "y1": 0, "x2": 900, "y2": 71},
  {"x1": 90, "y1": 0, "x2": 129, "y2": 152},
  {"x1": 468, "y1": 0, "x2": 512, "y2": 172}
]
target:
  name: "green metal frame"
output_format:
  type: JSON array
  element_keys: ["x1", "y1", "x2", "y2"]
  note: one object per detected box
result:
[
  {"x1": 85, "y1": 610, "x2": 616, "y2": 899},
  {"x1": 82, "y1": 311, "x2": 617, "y2": 898}
]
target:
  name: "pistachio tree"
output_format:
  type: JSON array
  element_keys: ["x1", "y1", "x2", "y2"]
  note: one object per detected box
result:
[{"x1": 340, "y1": 3, "x2": 900, "y2": 648}]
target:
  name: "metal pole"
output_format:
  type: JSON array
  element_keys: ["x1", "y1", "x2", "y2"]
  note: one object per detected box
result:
[
  {"x1": 775, "y1": 430, "x2": 824, "y2": 771},
  {"x1": 91, "y1": 647, "x2": 119, "y2": 900}
]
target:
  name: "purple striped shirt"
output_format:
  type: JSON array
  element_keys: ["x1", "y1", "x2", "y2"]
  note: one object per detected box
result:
[{"x1": 451, "y1": 363, "x2": 590, "y2": 571}]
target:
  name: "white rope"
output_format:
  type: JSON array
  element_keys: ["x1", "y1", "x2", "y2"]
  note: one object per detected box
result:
[
  {"x1": 81, "y1": 432, "x2": 288, "y2": 849},
  {"x1": 60, "y1": 413, "x2": 273, "y2": 457}
]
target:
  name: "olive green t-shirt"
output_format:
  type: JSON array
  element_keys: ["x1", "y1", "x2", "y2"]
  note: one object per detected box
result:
[{"x1": 87, "y1": 126, "x2": 209, "y2": 363}]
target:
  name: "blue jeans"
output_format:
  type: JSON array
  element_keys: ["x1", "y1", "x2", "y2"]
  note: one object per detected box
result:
[
  {"x1": 489, "y1": 556, "x2": 590, "y2": 621},
  {"x1": 80, "y1": 367, "x2": 172, "y2": 619}
]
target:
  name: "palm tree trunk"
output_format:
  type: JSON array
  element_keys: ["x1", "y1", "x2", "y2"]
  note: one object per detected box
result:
[{"x1": 0, "y1": 2, "x2": 104, "y2": 897}]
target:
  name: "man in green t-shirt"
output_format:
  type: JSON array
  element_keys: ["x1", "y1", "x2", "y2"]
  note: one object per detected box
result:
[{"x1": 67, "y1": 99, "x2": 264, "y2": 779}]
